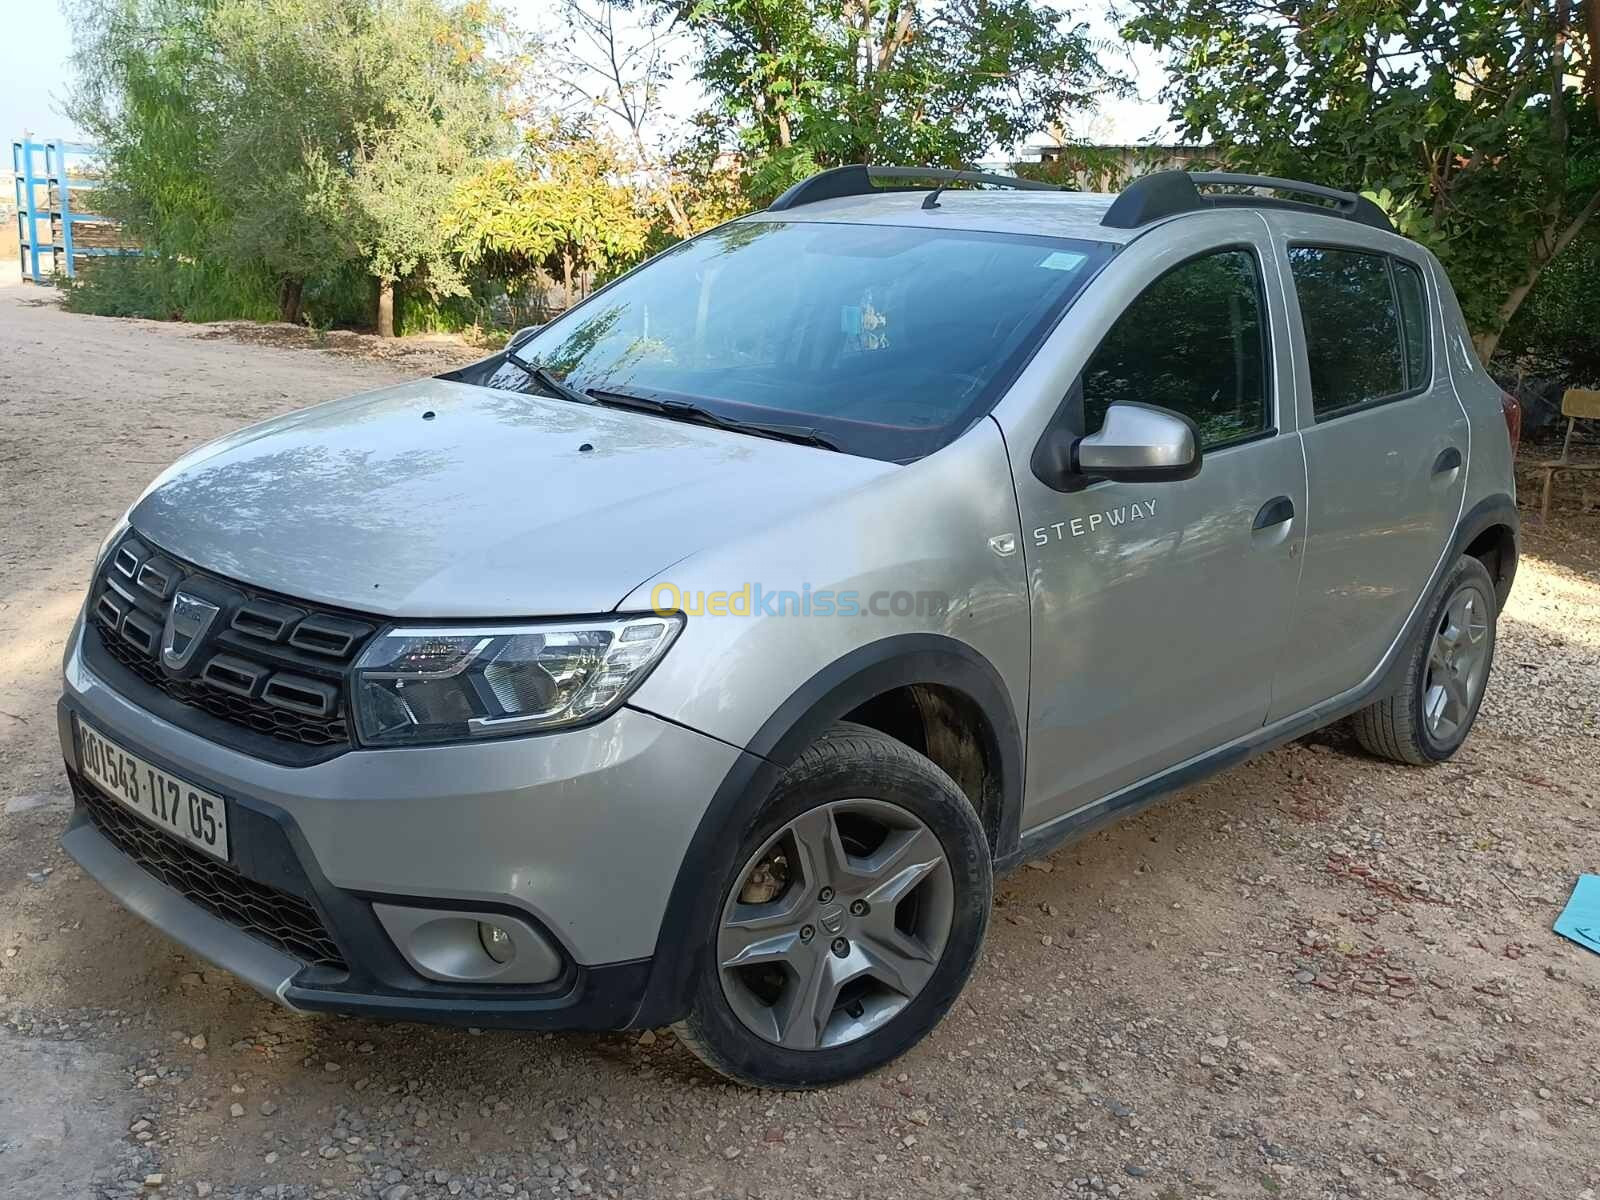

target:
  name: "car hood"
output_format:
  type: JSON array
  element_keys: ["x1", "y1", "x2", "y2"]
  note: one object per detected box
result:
[{"x1": 129, "y1": 379, "x2": 895, "y2": 618}]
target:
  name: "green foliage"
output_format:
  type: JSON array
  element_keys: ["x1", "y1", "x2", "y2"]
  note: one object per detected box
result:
[
  {"x1": 61, "y1": 0, "x2": 1600, "y2": 367},
  {"x1": 65, "y1": 0, "x2": 228, "y2": 261},
  {"x1": 61, "y1": 255, "x2": 280, "y2": 322},
  {"x1": 1497, "y1": 234, "x2": 1600, "y2": 381},
  {"x1": 449, "y1": 117, "x2": 651, "y2": 299},
  {"x1": 67, "y1": 0, "x2": 511, "y2": 327},
  {"x1": 1122, "y1": 0, "x2": 1600, "y2": 357},
  {"x1": 338, "y1": 0, "x2": 512, "y2": 292},
  {"x1": 650, "y1": 111, "x2": 749, "y2": 249},
  {"x1": 656, "y1": 0, "x2": 1125, "y2": 201},
  {"x1": 1012, "y1": 146, "x2": 1210, "y2": 192}
]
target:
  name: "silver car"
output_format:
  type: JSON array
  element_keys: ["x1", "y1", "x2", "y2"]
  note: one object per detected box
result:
[{"x1": 59, "y1": 167, "x2": 1520, "y2": 1088}]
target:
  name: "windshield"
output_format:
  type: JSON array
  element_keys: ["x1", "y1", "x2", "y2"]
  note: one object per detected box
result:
[{"x1": 448, "y1": 219, "x2": 1114, "y2": 462}]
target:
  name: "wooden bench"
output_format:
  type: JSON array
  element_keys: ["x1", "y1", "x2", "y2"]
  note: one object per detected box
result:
[{"x1": 1537, "y1": 387, "x2": 1600, "y2": 524}]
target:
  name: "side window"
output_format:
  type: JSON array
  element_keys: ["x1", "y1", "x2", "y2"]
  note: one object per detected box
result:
[
  {"x1": 1392, "y1": 260, "x2": 1430, "y2": 387},
  {"x1": 1288, "y1": 247, "x2": 1409, "y2": 418},
  {"x1": 1081, "y1": 249, "x2": 1269, "y2": 450}
]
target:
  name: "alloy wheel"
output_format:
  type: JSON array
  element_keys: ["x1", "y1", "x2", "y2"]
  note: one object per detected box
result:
[
  {"x1": 717, "y1": 798, "x2": 955, "y2": 1051},
  {"x1": 1423, "y1": 583, "x2": 1491, "y2": 741}
]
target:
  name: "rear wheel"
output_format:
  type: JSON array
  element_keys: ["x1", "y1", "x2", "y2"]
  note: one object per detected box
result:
[
  {"x1": 674, "y1": 722, "x2": 991, "y2": 1088},
  {"x1": 1352, "y1": 555, "x2": 1497, "y2": 765}
]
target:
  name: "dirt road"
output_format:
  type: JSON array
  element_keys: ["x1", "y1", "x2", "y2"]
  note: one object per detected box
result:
[{"x1": 2, "y1": 279, "x2": 1597, "y2": 1200}]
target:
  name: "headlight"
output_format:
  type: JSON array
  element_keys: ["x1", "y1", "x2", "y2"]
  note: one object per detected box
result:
[{"x1": 352, "y1": 614, "x2": 682, "y2": 746}]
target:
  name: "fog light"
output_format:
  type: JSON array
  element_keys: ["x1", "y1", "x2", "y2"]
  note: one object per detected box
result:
[
  {"x1": 373, "y1": 903, "x2": 561, "y2": 984},
  {"x1": 478, "y1": 921, "x2": 515, "y2": 964}
]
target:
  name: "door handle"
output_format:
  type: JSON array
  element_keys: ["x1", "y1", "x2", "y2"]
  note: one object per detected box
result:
[
  {"x1": 1252, "y1": 495, "x2": 1295, "y2": 530},
  {"x1": 1432, "y1": 446, "x2": 1462, "y2": 474}
]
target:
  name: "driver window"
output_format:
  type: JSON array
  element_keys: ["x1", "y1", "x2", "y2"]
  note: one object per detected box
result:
[{"x1": 1081, "y1": 249, "x2": 1270, "y2": 450}]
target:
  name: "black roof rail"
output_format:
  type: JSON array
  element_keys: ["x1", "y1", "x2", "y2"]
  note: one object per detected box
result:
[
  {"x1": 1101, "y1": 170, "x2": 1395, "y2": 234},
  {"x1": 768, "y1": 165, "x2": 1064, "y2": 213}
]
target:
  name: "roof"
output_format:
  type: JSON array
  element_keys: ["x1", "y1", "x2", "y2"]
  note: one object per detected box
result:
[
  {"x1": 744, "y1": 167, "x2": 1399, "y2": 244},
  {"x1": 743, "y1": 188, "x2": 1137, "y2": 244}
]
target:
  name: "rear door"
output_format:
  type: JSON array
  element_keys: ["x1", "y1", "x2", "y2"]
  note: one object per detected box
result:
[{"x1": 1265, "y1": 221, "x2": 1469, "y2": 718}]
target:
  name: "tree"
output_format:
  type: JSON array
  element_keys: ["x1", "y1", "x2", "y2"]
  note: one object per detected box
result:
[
  {"x1": 207, "y1": 0, "x2": 510, "y2": 334},
  {"x1": 1498, "y1": 232, "x2": 1600, "y2": 380},
  {"x1": 650, "y1": 0, "x2": 1124, "y2": 200},
  {"x1": 450, "y1": 117, "x2": 651, "y2": 310},
  {"x1": 348, "y1": 0, "x2": 511, "y2": 335},
  {"x1": 203, "y1": 0, "x2": 367, "y2": 324},
  {"x1": 547, "y1": 0, "x2": 695, "y2": 239},
  {"x1": 1122, "y1": 0, "x2": 1600, "y2": 361},
  {"x1": 67, "y1": 0, "x2": 510, "y2": 332},
  {"x1": 660, "y1": 110, "x2": 750, "y2": 236},
  {"x1": 65, "y1": 0, "x2": 275, "y2": 316}
]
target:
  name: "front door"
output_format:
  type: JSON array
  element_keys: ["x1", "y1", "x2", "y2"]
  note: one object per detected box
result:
[{"x1": 1007, "y1": 235, "x2": 1307, "y2": 828}]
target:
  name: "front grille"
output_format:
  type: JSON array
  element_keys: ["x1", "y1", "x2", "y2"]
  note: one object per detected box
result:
[
  {"x1": 89, "y1": 534, "x2": 375, "y2": 752},
  {"x1": 99, "y1": 632, "x2": 349, "y2": 747},
  {"x1": 74, "y1": 774, "x2": 347, "y2": 971}
]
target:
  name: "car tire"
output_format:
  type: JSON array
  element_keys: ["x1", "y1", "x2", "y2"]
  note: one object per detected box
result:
[
  {"x1": 673, "y1": 721, "x2": 992, "y2": 1089},
  {"x1": 1351, "y1": 554, "x2": 1497, "y2": 766}
]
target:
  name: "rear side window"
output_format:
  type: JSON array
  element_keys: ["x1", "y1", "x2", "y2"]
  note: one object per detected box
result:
[
  {"x1": 1289, "y1": 247, "x2": 1430, "y2": 419},
  {"x1": 1081, "y1": 248, "x2": 1269, "y2": 449}
]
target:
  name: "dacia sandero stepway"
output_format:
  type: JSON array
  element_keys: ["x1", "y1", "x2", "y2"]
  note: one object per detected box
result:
[{"x1": 61, "y1": 167, "x2": 1520, "y2": 1087}]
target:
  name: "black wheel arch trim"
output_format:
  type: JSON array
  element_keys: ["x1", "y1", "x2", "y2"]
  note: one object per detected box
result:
[
  {"x1": 1453, "y1": 492, "x2": 1519, "y2": 606},
  {"x1": 631, "y1": 633, "x2": 1024, "y2": 1028}
]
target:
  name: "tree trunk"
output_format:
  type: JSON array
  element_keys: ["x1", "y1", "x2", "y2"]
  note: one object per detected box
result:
[
  {"x1": 561, "y1": 249, "x2": 574, "y2": 310},
  {"x1": 376, "y1": 278, "x2": 395, "y2": 338},
  {"x1": 1474, "y1": 8, "x2": 1589, "y2": 365},
  {"x1": 661, "y1": 188, "x2": 692, "y2": 239},
  {"x1": 277, "y1": 278, "x2": 304, "y2": 325}
]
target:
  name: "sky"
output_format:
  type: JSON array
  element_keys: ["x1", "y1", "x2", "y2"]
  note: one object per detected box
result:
[
  {"x1": 2, "y1": 1, "x2": 1175, "y2": 153},
  {"x1": 3, "y1": 2, "x2": 84, "y2": 142}
]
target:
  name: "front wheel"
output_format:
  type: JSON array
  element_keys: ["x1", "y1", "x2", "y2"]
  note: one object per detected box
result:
[
  {"x1": 1352, "y1": 554, "x2": 1497, "y2": 765},
  {"x1": 674, "y1": 722, "x2": 992, "y2": 1088}
]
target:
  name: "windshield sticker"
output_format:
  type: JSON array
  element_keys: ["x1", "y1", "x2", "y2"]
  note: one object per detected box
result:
[
  {"x1": 1038, "y1": 251, "x2": 1087, "y2": 272},
  {"x1": 842, "y1": 299, "x2": 890, "y2": 350}
]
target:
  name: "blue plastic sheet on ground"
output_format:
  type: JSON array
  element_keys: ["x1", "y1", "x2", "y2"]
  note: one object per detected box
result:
[{"x1": 1554, "y1": 874, "x2": 1600, "y2": 956}]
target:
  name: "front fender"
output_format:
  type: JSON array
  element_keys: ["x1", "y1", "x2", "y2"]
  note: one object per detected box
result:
[{"x1": 628, "y1": 633, "x2": 1023, "y2": 1028}]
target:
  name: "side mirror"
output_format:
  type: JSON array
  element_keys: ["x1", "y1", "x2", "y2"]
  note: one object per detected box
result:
[
  {"x1": 506, "y1": 325, "x2": 542, "y2": 352},
  {"x1": 1070, "y1": 402, "x2": 1201, "y2": 483}
]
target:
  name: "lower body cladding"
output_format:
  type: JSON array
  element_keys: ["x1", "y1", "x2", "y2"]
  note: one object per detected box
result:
[{"x1": 57, "y1": 628, "x2": 743, "y2": 1029}]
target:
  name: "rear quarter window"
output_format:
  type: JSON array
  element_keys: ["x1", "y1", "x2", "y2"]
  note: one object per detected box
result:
[{"x1": 1392, "y1": 260, "x2": 1430, "y2": 387}]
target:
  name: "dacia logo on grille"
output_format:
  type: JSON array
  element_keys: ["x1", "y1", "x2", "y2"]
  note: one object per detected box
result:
[{"x1": 162, "y1": 591, "x2": 221, "y2": 670}]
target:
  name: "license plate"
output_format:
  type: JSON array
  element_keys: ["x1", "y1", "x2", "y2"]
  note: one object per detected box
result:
[{"x1": 77, "y1": 722, "x2": 230, "y2": 862}]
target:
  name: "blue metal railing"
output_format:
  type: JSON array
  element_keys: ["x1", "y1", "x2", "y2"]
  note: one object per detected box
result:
[{"x1": 11, "y1": 137, "x2": 127, "y2": 282}]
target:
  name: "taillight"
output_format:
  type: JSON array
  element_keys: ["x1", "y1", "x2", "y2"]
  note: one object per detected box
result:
[{"x1": 1499, "y1": 389, "x2": 1522, "y2": 455}]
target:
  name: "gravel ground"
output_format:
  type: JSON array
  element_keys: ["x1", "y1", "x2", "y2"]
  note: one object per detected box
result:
[{"x1": 2, "y1": 279, "x2": 1598, "y2": 1200}]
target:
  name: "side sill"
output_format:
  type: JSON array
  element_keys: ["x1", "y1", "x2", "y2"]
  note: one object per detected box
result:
[{"x1": 1002, "y1": 675, "x2": 1374, "y2": 870}]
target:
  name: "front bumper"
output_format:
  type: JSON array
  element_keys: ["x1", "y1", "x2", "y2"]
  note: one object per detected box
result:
[{"x1": 58, "y1": 620, "x2": 745, "y2": 1029}]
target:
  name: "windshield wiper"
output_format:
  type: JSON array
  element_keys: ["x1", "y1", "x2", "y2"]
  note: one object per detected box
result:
[
  {"x1": 584, "y1": 387, "x2": 841, "y2": 452},
  {"x1": 505, "y1": 350, "x2": 591, "y2": 408}
]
